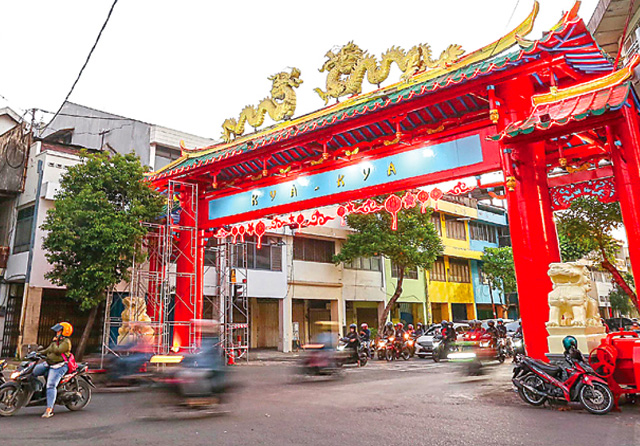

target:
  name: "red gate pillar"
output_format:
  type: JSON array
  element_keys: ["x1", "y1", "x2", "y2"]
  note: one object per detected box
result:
[
  {"x1": 496, "y1": 78, "x2": 561, "y2": 360},
  {"x1": 147, "y1": 229, "x2": 162, "y2": 322},
  {"x1": 610, "y1": 106, "x2": 640, "y2": 297},
  {"x1": 174, "y1": 190, "x2": 197, "y2": 351}
]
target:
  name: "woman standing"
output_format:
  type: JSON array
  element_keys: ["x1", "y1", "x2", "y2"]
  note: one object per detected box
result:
[{"x1": 33, "y1": 322, "x2": 73, "y2": 418}]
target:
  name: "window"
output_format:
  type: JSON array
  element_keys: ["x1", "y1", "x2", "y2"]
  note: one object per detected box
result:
[
  {"x1": 430, "y1": 257, "x2": 447, "y2": 282},
  {"x1": 444, "y1": 215, "x2": 466, "y2": 240},
  {"x1": 391, "y1": 263, "x2": 419, "y2": 280},
  {"x1": 293, "y1": 237, "x2": 335, "y2": 263},
  {"x1": 430, "y1": 212, "x2": 442, "y2": 236},
  {"x1": 13, "y1": 206, "x2": 34, "y2": 254},
  {"x1": 469, "y1": 222, "x2": 497, "y2": 243},
  {"x1": 448, "y1": 258, "x2": 470, "y2": 283},
  {"x1": 207, "y1": 236, "x2": 282, "y2": 271},
  {"x1": 345, "y1": 257, "x2": 381, "y2": 271},
  {"x1": 154, "y1": 145, "x2": 181, "y2": 170}
]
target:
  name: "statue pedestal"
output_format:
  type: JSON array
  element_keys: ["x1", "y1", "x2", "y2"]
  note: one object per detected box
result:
[{"x1": 547, "y1": 326, "x2": 606, "y2": 355}]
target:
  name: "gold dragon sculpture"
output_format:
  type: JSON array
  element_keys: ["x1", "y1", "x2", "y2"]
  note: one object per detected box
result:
[
  {"x1": 221, "y1": 68, "x2": 303, "y2": 142},
  {"x1": 314, "y1": 42, "x2": 464, "y2": 104}
]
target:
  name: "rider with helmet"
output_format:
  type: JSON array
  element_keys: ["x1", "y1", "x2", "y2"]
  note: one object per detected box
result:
[
  {"x1": 33, "y1": 322, "x2": 73, "y2": 418},
  {"x1": 414, "y1": 322, "x2": 425, "y2": 338},
  {"x1": 342, "y1": 323, "x2": 361, "y2": 361},
  {"x1": 382, "y1": 321, "x2": 395, "y2": 338},
  {"x1": 486, "y1": 320, "x2": 500, "y2": 348},
  {"x1": 496, "y1": 319, "x2": 507, "y2": 338},
  {"x1": 394, "y1": 322, "x2": 406, "y2": 339},
  {"x1": 359, "y1": 323, "x2": 371, "y2": 342}
]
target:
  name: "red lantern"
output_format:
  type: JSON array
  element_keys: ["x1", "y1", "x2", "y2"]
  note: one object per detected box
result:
[{"x1": 384, "y1": 195, "x2": 403, "y2": 230}]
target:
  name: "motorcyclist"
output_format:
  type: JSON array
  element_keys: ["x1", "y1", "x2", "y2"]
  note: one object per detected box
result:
[
  {"x1": 486, "y1": 320, "x2": 499, "y2": 346},
  {"x1": 406, "y1": 324, "x2": 414, "y2": 337},
  {"x1": 359, "y1": 323, "x2": 371, "y2": 342},
  {"x1": 414, "y1": 322, "x2": 425, "y2": 338},
  {"x1": 394, "y1": 322, "x2": 406, "y2": 339},
  {"x1": 382, "y1": 321, "x2": 395, "y2": 338},
  {"x1": 446, "y1": 322, "x2": 456, "y2": 342},
  {"x1": 33, "y1": 322, "x2": 73, "y2": 418},
  {"x1": 496, "y1": 319, "x2": 507, "y2": 338},
  {"x1": 342, "y1": 323, "x2": 361, "y2": 364},
  {"x1": 439, "y1": 320, "x2": 449, "y2": 338},
  {"x1": 359, "y1": 323, "x2": 372, "y2": 357}
]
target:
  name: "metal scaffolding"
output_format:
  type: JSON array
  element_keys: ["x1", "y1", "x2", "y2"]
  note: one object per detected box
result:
[
  {"x1": 101, "y1": 180, "x2": 199, "y2": 363},
  {"x1": 205, "y1": 238, "x2": 250, "y2": 363}
]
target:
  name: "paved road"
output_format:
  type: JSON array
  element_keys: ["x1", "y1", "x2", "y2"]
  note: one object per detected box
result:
[{"x1": 1, "y1": 359, "x2": 638, "y2": 446}]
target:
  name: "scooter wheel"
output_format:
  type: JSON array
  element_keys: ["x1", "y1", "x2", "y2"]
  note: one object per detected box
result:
[{"x1": 385, "y1": 349, "x2": 394, "y2": 362}]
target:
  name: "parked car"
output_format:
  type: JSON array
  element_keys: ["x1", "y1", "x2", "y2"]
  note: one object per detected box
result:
[{"x1": 415, "y1": 323, "x2": 470, "y2": 358}]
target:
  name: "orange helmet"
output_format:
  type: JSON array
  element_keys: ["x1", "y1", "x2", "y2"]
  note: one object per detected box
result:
[{"x1": 51, "y1": 322, "x2": 73, "y2": 337}]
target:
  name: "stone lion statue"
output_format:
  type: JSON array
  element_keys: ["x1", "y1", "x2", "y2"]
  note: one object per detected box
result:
[
  {"x1": 546, "y1": 262, "x2": 601, "y2": 328},
  {"x1": 117, "y1": 295, "x2": 155, "y2": 344}
]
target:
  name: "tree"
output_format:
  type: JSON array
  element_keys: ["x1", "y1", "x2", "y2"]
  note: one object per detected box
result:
[
  {"x1": 481, "y1": 247, "x2": 516, "y2": 317},
  {"x1": 607, "y1": 272, "x2": 636, "y2": 317},
  {"x1": 555, "y1": 197, "x2": 638, "y2": 312},
  {"x1": 334, "y1": 196, "x2": 443, "y2": 330},
  {"x1": 42, "y1": 151, "x2": 164, "y2": 359}
]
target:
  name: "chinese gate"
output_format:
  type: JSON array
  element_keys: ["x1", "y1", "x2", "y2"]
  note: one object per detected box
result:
[{"x1": 146, "y1": 2, "x2": 640, "y2": 360}]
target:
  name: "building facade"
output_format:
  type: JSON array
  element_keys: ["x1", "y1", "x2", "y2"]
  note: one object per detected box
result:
[{"x1": 0, "y1": 103, "x2": 216, "y2": 356}]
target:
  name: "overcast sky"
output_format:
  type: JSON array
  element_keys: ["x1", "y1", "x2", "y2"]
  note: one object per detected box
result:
[{"x1": 0, "y1": 0, "x2": 599, "y2": 141}]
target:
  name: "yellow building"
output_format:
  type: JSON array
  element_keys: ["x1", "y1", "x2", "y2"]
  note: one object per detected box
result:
[{"x1": 426, "y1": 196, "x2": 508, "y2": 323}]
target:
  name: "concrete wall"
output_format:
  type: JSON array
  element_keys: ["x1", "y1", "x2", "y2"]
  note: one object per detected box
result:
[
  {"x1": 470, "y1": 260, "x2": 505, "y2": 305},
  {"x1": 40, "y1": 103, "x2": 152, "y2": 166}
]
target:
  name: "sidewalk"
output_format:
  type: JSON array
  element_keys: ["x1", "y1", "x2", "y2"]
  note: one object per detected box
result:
[{"x1": 246, "y1": 349, "x2": 302, "y2": 364}]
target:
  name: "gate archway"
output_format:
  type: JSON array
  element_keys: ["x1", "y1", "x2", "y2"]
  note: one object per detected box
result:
[{"x1": 146, "y1": 3, "x2": 640, "y2": 360}]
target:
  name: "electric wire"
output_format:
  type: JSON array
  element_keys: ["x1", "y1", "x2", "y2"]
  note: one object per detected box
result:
[
  {"x1": 39, "y1": 0, "x2": 120, "y2": 135},
  {"x1": 488, "y1": 0, "x2": 521, "y2": 59}
]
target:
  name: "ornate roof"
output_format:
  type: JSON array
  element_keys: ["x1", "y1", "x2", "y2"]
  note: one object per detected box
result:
[
  {"x1": 147, "y1": 2, "x2": 613, "y2": 184},
  {"x1": 490, "y1": 55, "x2": 639, "y2": 141}
]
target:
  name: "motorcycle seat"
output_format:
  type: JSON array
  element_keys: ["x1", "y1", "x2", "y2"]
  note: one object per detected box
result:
[{"x1": 526, "y1": 358, "x2": 561, "y2": 375}]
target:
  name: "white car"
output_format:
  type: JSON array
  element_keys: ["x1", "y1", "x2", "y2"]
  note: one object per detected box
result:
[{"x1": 414, "y1": 323, "x2": 470, "y2": 358}]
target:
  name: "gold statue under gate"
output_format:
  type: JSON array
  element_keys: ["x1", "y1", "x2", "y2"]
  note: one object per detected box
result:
[
  {"x1": 314, "y1": 42, "x2": 464, "y2": 104},
  {"x1": 221, "y1": 67, "x2": 303, "y2": 142}
]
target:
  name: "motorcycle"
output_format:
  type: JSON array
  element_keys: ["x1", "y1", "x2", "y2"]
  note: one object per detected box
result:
[
  {"x1": 375, "y1": 338, "x2": 388, "y2": 360},
  {"x1": 385, "y1": 336, "x2": 411, "y2": 361},
  {"x1": 336, "y1": 338, "x2": 368, "y2": 366},
  {"x1": 298, "y1": 346, "x2": 343, "y2": 378},
  {"x1": 0, "y1": 352, "x2": 94, "y2": 417},
  {"x1": 496, "y1": 337, "x2": 508, "y2": 364},
  {"x1": 511, "y1": 334, "x2": 525, "y2": 359},
  {"x1": 403, "y1": 332, "x2": 416, "y2": 358},
  {"x1": 431, "y1": 335, "x2": 458, "y2": 362},
  {"x1": 512, "y1": 354, "x2": 614, "y2": 415},
  {"x1": 0, "y1": 360, "x2": 6, "y2": 385}
]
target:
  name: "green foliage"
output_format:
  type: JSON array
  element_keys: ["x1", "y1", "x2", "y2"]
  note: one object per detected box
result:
[
  {"x1": 333, "y1": 199, "x2": 443, "y2": 273},
  {"x1": 481, "y1": 247, "x2": 516, "y2": 295},
  {"x1": 42, "y1": 151, "x2": 164, "y2": 310},
  {"x1": 558, "y1": 232, "x2": 596, "y2": 263},
  {"x1": 555, "y1": 197, "x2": 623, "y2": 261},
  {"x1": 608, "y1": 272, "x2": 636, "y2": 316}
]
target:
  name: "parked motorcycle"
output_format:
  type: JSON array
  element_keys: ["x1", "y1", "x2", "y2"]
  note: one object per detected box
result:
[
  {"x1": 512, "y1": 354, "x2": 614, "y2": 415},
  {"x1": 0, "y1": 352, "x2": 94, "y2": 416},
  {"x1": 0, "y1": 360, "x2": 6, "y2": 385}
]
